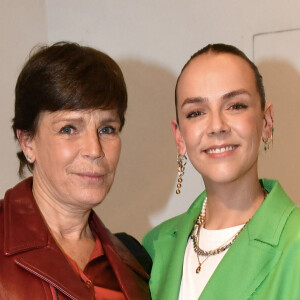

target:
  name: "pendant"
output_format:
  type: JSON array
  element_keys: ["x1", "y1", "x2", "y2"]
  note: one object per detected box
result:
[{"x1": 196, "y1": 264, "x2": 201, "y2": 273}]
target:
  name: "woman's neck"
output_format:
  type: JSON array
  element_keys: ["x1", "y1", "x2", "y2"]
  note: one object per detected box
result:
[
  {"x1": 203, "y1": 174, "x2": 265, "y2": 230},
  {"x1": 32, "y1": 179, "x2": 93, "y2": 242}
]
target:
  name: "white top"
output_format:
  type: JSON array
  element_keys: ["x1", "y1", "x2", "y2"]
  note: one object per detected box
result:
[{"x1": 178, "y1": 224, "x2": 245, "y2": 300}]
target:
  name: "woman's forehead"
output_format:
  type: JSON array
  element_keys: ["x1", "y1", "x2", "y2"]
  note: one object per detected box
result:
[{"x1": 177, "y1": 53, "x2": 257, "y2": 102}]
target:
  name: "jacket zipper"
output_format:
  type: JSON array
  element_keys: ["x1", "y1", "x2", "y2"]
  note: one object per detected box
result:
[{"x1": 15, "y1": 260, "x2": 77, "y2": 300}]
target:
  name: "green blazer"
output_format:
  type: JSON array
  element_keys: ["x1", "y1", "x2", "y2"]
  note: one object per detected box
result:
[{"x1": 143, "y1": 179, "x2": 300, "y2": 299}]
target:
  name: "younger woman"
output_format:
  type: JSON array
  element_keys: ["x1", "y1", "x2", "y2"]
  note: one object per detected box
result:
[{"x1": 143, "y1": 44, "x2": 300, "y2": 299}]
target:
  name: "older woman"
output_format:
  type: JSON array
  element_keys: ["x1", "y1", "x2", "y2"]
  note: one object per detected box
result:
[
  {"x1": 143, "y1": 44, "x2": 300, "y2": 299},
  {"x1": 0, "y1": 42, "x2": 151, "y2": 299}
]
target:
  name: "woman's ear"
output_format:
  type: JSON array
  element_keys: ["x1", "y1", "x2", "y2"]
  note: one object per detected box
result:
[
  {"x1": 262, "y1": 102, "x2": 274, "y2": 140},
  {"x1": 171, "y1": 119, "x2": 186, "y2": 155},
  {"x1": 17, "y1": 129, "x2": 35, "y2": 163}
]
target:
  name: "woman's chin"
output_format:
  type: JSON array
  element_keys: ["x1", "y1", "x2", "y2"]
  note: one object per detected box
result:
[
  {"x1": 202, "y1": 170, "x2": 243, "y2": 186},
  {"x1": 63, "y1": 189, "x2": 108, "y2": 210}
]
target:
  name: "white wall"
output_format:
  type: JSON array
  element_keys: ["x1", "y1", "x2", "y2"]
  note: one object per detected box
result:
[
  {"x1": 0, "y1": 0, "x2": 47, "y2": 192},
  {"x1": 1, "y1": 0, "x2": 300, "y2": 240}
]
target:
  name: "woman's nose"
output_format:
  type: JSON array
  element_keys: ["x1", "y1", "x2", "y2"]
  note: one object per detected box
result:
[
  {"x1": 82, "y1": 130, "x2": 105, "y2": 160},
  {"x1": 207, "y1": 111, "x2": 230, "y2": 136}
]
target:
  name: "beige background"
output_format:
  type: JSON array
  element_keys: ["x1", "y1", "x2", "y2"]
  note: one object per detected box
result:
[
  {"x1": 255, "y1": 29, "x2": 300, "y2": 204},
  {"x1": 0, "y1": 0, "x2": 299, "y2": 241}
]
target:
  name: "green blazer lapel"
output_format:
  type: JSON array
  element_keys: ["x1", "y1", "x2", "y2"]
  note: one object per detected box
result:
[
  {"x1": 199, "y1": 226, "x2": 281, "y2": 300},
  {"x1": 150, "y1": 196, "x2": 206, "y2": 300},
  {"x1": 200, "y1": 180, "x2": 295, "y2": 300}
]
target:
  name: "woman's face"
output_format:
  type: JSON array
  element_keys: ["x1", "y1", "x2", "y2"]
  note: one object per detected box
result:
[
  {"x1": 22, "y1": 109, "x2": 121, "y2": 210},
  {"x1": 173, "y1": 53, "x2": 273, "y2": 185}
]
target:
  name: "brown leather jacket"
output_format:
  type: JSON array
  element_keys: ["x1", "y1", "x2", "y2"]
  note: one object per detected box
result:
[{"x1": 0, "y1": 178, "x2": 150, "y2": 300}]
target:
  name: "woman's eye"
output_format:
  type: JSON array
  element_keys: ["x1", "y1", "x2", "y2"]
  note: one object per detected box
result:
[
  {"x1": 59, "y1": 125, "x2": 76, "y2": 134},
  {"x1": 187, "y1": 111, "x2": 204, "y2": 118},
  {"x1": 99, "y1": 126, "x2": 116, "y2": 135},
  {"x1": 229, "y1": 103, "x2": 248, "y2": 110}
]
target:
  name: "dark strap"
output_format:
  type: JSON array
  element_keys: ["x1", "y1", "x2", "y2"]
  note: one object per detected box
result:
[
  {"x1": 115, "y1": 232, "x2": 152, "y2": 276},
  {"x1": 54, "y1": 287, "x2": 59, "y2": 300}
]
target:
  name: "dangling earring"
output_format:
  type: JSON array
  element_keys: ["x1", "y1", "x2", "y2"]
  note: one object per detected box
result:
[
  {"x1": 25, "y1": 155, "x2": 32, "y2": 163},
  {"x1": 262, "y1": 128, "x2": 274, "y2": 151},
  {"x1": 176, "y1": 153, "x2": 187, "y2": 194}
]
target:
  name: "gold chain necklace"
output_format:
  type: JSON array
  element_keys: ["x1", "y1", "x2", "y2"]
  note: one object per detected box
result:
[
  {"x1": 190, "y1": 197, "x2": 247, "y2": 274},
  {"x1": 191, "y1": 189, "x2": 268, "y2": 273}
]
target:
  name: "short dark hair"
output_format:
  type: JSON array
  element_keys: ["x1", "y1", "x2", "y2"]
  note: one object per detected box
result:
[
  {"x1": 12, "y1": 41, "x2": 127, "y2": 176},
  {"x1": 175, "y1": 43, "x2": 265, "y2": 122}
]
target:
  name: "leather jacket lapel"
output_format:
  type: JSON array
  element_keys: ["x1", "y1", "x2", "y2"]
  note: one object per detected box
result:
[
  {"x1": 89, "y1": 212, "x2": 151, "y2": 300},
  {"x1": 4, "y1": 178, "x2": 47, "y2": 255},
  {"x1": 15, "y1": 247, "x2": 93, "y2": 300}
]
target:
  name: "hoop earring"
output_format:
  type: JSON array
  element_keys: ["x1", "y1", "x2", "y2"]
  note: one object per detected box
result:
[
  {"x1": 262, "y1": 129, "x2": 273, "y2": 151},
  {"x1": 176, "y1": 153, "x2": 187, "y2": 194}
]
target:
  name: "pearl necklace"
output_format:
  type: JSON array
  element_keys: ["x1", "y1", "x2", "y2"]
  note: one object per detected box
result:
[{"x1": 191, "y1": 197, "x2": 247, "y2": 273}]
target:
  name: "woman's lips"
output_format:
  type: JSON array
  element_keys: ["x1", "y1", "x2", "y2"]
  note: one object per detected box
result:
[
  {"x1": 203, "y1": 145, "x2": 239, "y2": 157},
  {"x1": 74, "y1": 172, "x2": 104, "y2": 182},
  {"x1": 204, "y1": 145, "x2": 238, "y2": 154}
]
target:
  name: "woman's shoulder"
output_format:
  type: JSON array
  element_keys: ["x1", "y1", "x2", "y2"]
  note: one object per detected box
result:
[
  {"x1": 256, "y1": 178, "x2": 300, "y2": 246},
  {"x1": 261, "y1": 178, "x2": 298, "y2": 210},
  {"x1": 142, "y1": 208, "x2": 193, "y2": 260},
  {"x1": 283, "y1": 205, "x2": 300, "y2": 238},
  {"x1": 142, "y1": 192, "x2": 206, "y2": 253},
  {"x1": 143, "y1": 213, "x2": 186, "y2": 242}
]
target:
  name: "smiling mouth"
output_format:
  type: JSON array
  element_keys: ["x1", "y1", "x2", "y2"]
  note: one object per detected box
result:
[{"x1": 205, "y1": 145, "x2": 238, "y2": 154}]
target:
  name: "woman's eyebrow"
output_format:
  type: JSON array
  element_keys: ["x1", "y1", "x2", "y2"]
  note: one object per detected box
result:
[
  {"x1": 107, "y1": 117, "x2": 119, "y2": 122},
  {"x1": 181, "y1": 89, "x2": 250, "y2": 109},
  {"x1": 100, "y1": 117, "x2": 121, "y2": 124},
  {"x1": 222, "y1": 89, "x2": 250, "y2": 100},
  {"x1": 181, "y1": 96, "x2": 208, "y2": 109},
  {"x1": 52, "y1": 117, "x2": 85, "y2": 124},
  {"x1": 52, "y1": 116, "x2": 120, "y2": 126}
]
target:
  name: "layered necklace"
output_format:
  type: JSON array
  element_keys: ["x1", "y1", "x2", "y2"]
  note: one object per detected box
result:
[{"x1": 191, "y1": 197, "x2": 247, "y2": 274}]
